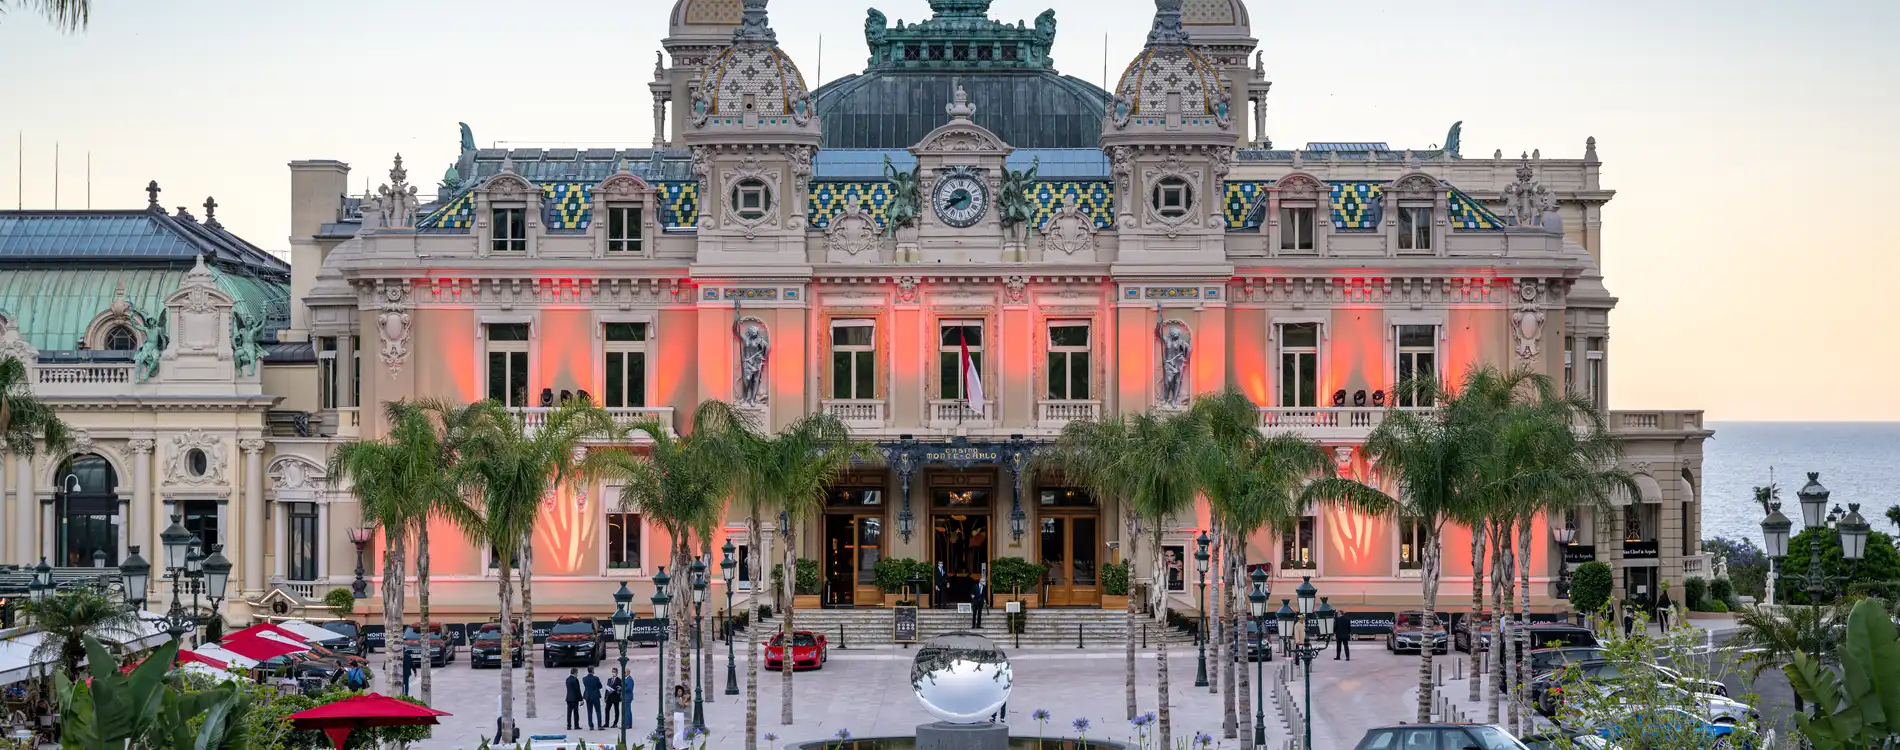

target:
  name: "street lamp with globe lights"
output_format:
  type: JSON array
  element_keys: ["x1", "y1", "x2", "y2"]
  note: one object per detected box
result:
[
  {"x1": 1761, "y1": 473, "x2": 1867, "y2": 654},
  {"x1": 690, "y1": 562, "x2": 708, "y2": 733},
  {"x1": 1276, "y1": 576, "x2": 1334, "y2": 750},
  {"x1": 721, "y1": 540, "x2": 739, "y2": 696},
  {"x1": 612, "y1": 581, "x2": 634, "y2": 750},
  {"x1": 347, "y1": 526, "x2": 374, "y2": 598},
  {"x1": 127, "y1": 515, "x2": 214, "y2": 643},
  {"x1": 1193, "y1": 531, "x2": 1210, "y2": 688},
  {"x1": 201, "y1": 545, "x2": 232, "y2": 641},
  {"x1": 1248, "y1": 567, "x2": 1269, "y2": 746},
  {"x1": 649, "y1": 567, "x2": 672, "y2": 750}
]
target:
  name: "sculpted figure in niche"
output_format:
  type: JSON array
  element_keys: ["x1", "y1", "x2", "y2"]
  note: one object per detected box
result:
[
  {"x1": 736, "y1": 320, "x2": 770, "y2": 405},
  {"x1": 231, "y1": 307, "x2": 267, "y2": 376},
  {"x1": 1157, "y1": 322, "x2": 1191, "y2": 407}
]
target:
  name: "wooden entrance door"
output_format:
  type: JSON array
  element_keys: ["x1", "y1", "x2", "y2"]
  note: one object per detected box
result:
[
  {"x1": 1039, "y1": 513, "x2": 1102, "y2": 606},
  {"x1": 822, "y1": 511, "x2": 884, "y2": 607}
]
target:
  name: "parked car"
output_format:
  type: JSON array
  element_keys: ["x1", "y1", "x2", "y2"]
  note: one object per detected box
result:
[
  {"x1": 1594, "y1": 708, "x2": 1750, "y2": 748},
  {"x1": 401, "y1": 623, "x2": 455, "y2": 668},
  {"x1": 1244, "y1": 619, "x2": 1273, "y2": 662},
  {"x1": 1386, "y1": 610, "x2": 1448, "y2": 654},
  {"x1": 1519, "y1": 732, "x2": 1617, "y2": 750},
  {"x1": 1352, "y1": 723, "x2": 1529, "y2": 750},
  {"x1": 319, "y1": 621, "x2": 366, "y2": 656},
  {"x1": 471, "y1": 622, "x2": 525, "y2": 669},
  {"x1": 1538, "y1": 660, "x2": 1751, "y2": 724},
  {"x1": 1453, "y1": 615, "x2": 1493, "y2": 654},
  {"x1": 543, "y1": 616, "x2": 606, "y2": 667},
  {"x1": 1527, "y1": 647, "x2": 1605, "y2": 677},
  {"x1": 257, "y1": 651, "x2": 345, "y2": 685},
  {"x1": 764, "y1": 631, "x2": 828, "y2": 671},
  {"x1": 1519, "y1": 622, "x2": 1598, "y2": 652}
]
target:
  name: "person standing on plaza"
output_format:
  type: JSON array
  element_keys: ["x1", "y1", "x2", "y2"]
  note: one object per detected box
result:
[
  {"x1": 1655, "y1": 586, "x2": 1674, "y2": 631},
  {"x1": 1334, "y1": 609, "x2": 1353, "y2": 660},
  {"x1": 972, "y1": 573, "x2": 987, "y2": 628},
  {"x1": 603, "y1": 668, "x2": 622, "y2": 728},
  {"x1": 564, "y1": 668, "x2": 583, "y2": 731},
  {"x1": 582, "y1": 667, "x2": 604, "y2": 730},
  {"x1": 672, "y1": 684, "x2": 690, "y2": 746}
]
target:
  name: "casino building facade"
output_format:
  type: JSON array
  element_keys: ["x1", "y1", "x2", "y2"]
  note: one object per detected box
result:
[{"x1": 0, "y1": 0, "x2": 1710, "y2": 622}]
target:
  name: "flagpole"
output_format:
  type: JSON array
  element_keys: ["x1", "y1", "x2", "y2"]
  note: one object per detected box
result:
[{"x1": 958, "y1": 326, "x2": 967, "y2": 425}]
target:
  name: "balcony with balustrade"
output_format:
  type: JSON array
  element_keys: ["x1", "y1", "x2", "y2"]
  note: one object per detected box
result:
[
  {"x1": 822, "y1": 399, "x2": 886, "y2": 430},
  {"x1": 1037, "y1": 400, "x2": 1101, "y2": 428},
  {"x1": 28, "y1": 357, "x2": 137, "y2": 396},
  {"x1": 1607, "y1": 410, "x2": 1706, "y2": 436},
  {"x1": 507, "y1": 406, "x2": 677, "y2": 441},
  {"x1": 1257, "y1": 406, "x2": 1434, "y2": 441},
  {"x1": 929, "y1": 399, "x2": 992, "y2": 429}
]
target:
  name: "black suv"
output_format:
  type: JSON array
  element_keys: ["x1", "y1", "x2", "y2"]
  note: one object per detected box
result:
[
  {"x1": 1244, "y1": 619, "x2": 1274, "y2": 662},
  {"x1": 402, "y1": 623, "x2": 456, "y2": 668},
  {"x1": 543, "y1": 616, "x2": 606, "y2": 667},
  {"x1": 320, "y1": 621, "x2": 366, "y2": 656},
  {"x1": 471, "y1": 622, "x2": 525, "y2": 669},
  {"x1": 1452, "y1": 615, "x2": 1493, "y2": 653}
]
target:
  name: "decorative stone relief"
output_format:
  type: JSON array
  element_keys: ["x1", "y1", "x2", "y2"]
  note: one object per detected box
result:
[
  {"x1": 166, "y1": 430, "x2": 227, "y2": 485},
  {"x1": 735, "y1": 317, "x2": 770, "y2": 405},
  {"x1": 896, "y1": 276, "x2": 920, "y2": 304},
  {"x1": 1157, "y1": 319, "x2": 1193, "y2": 407},
  {"x1": 1038, "y1": 202, "x2": 1098, "y2": 257},
  {"x1": 1501, "y1": 154, "x2": 1553, "y2": 228},
  {"x1": 1333, "y1": 446, "x2": 1354, "y2": 476},
  {"x1": 268, "y1": 456, "x2": 324, "y2": 493},
  {"x1": 1514, "y1": 281, "x2": 1546, "y2": 363},
  {"x1": 1141, "y1": 156, "x2": 1205, "y2": 235},
  {"x1": 1004, "y1": 276, "x2": 1028, "y2": 304},
  {"x1": 377, "y1": 287, "x2": 411, "y2": 378},
  {"x1": 0, "y1": 314, "x2": 36, "y2": 367},
  {"x1": 718, "y1": 156, "x2": 783, "y2": 239},
  {"x1": 127, "y1": 438, "x2": 155, "y2": 456},
  {"x1": 823, "y1": 201, "x2": 882, "y2": 260},
  {"x1": 376, "y1": 154, "x2": 420, "y2": 230}
]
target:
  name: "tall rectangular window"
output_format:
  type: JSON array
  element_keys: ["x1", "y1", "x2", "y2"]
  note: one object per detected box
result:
[
  {"x1": 1278, "y1": 323, "x2": 1319, "y2": 408},
  {"x1": 1398, "y1": 206, "x2": 1432, "y2": 251},
  {"x1": 607, "y1": 206, "x2": 643, "y2": 253},
  {"x1": 1282, "y1": 516, "x2": 1316, "y2": 569},
  {"x1": 830, "y1": 320, "x2": 876, "y2": 400},
  {"x1": 492, "y1": 208, "x2": 526, "y2": 252},
  {"x1": 1046, "y1": 322, "x2": 1091, "y2": 400},
  {"x1": 180, "y1": 500, "x2": 219, "y2": 556},
  {"x1": 317, "y1": 337, "x2": 339, "y2": 410},
  {"x1": 1398, "y1": 516, "x2": 1426, "y2": 571},
  {"x1": 938, "y1": 321, "x2": 983, "y2": 400},
  {"x1": 1586, "y1": 337, "x2": 1605, "y2": 411},
  {"x1": 602, "y1": 323, "x2": 648, "y2": 408},
  {"x1": 1279, "y1": 207, "x2": 1314, "y2": 250},
  {"x1": 606, "y1": 513, "x2": 642, "y2": 569},
  {"x1": 287, "y1": 502, "x2": 319, "y2": 581},
  {"x1": 735, "y1": 543, "x2": 752, "y2": 589},
  {"x1": 1563, "y1": 335, "x2": 1577, "y2": 395},
  {"x1": 1395, "y1": 325, "x2": 1437, "y2": 406},
  {"x1": 485, "y1": 323, "x2": 530, "y2": 407}
]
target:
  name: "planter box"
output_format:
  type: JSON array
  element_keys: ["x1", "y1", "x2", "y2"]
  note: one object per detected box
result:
[
  {"x1": 1101, "y1": 594, "x2": 1129, "y2": 610},
  {"x1": 992, "y1": 594, "x2": 1040, "y2": 610},
  {"x1": 1684, "y1": 610, "x2": 1730, "y2": 620},
  {"x1": 793, "y1": 595, "x2": 822, "y2": 610},
  {"x1": 882, "y1": 594, "x2": 914, "y2": 608}
]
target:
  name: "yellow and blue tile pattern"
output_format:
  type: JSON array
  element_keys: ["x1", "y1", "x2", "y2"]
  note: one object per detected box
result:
[
  {"x1": 1332, "y1": 182, "x2": 1383, "y2": 230},
  {"x1": 1224, "y1": 181, "x2": 1271, "y2": 230},
  {"x1": 417, "y1": 190, "x2": 475, "y2": 232},
  {"x1": 541, "y1": 183, "x2": 593, "y2": 231},
  {"x1": 808, "y1": 182, "x2": 895, "y2": 229},
  {"x1": 1028, "y1": 181, "x2": 1114, "y2": 229},
  {"x1": 659, "y1": 182, "x2": 698, "y2": 228},
  {"x1": 1446, "y1": 188, "x2": 1504, "y2": 231}
]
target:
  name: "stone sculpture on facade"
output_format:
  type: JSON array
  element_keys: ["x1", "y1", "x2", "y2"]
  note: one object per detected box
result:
[
  {"x1": 1501, "y1": 153, "x2": 1552, "y2": 228},
  {"x1": 736, "y1": 318, "x2": 770, "y2": 405},
  {"x1": 377, "y1": 290, "x2": 411, "y2": 377},
  {"x1": 1157, "y1": 320, "x2": 1192, "y2": 407},
  {"x1": 824, "y1": 201, "x2": 882, "y2": 259},
  {"x1": 130, "y1": 305, "x2": 168, "y2": 382},
  {"x1": 998, "y1": 156, "x2": 1040, "y2": 245},
  {"x1": 166, "y1": 429, "x2": 227, "y2": 485},
  {"x1": 377, "y1": 154, "x2": 420, "y2": 230},
  {"x1": 231, "y1": 307, "x2": 266, "y2": 376},
  {"x1": 1513, "y1": 304, "x2": 1545, "y2": 364},
  {"x1": 1038, "y1": 200, "x2": 1097, "y2": 257},
  {"x1": 883, "y1": 155, "x2": 923, "y2": 238},
  {"x1": 1443, "y1": 121, "x2": 1462, "y2": 158}
]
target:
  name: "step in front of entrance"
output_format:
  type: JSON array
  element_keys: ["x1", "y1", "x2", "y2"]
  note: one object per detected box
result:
[{"x1": 778, "y1": 609, "x2": 1198, "y2": 647}]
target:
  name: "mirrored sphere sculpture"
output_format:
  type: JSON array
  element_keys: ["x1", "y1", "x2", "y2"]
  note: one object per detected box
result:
[{"x1": 911, "y1": 632, "x2": 1013, "y2": 724}]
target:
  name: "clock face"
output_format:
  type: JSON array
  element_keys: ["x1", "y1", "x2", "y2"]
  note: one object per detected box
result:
[{"x1": 932, "y1": 173, "x2": 989, "y2": 228}]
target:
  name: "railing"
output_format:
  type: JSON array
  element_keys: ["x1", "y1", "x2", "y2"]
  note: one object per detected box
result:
[
  {"x1": 1681, "y1": 553, "x2": 1711, "y2": 577},
  {"x1": 1258, "y1": 406, "x2": 1434, "y2": 438},
  {"x1": 508, "y1": 406, "x2": 676, "y2": 438},
  {"x1": 1607, "y1": 410, "x2": 1704, "y2": 433},
  {"x1": 332, "y1": 407, "x2": 362, "y2": 438},
  {"x1": 822, "y1": 399, "x2": 886, "y2": 428},
  {"x1": 929, "y1": 399, "x2": 990, "y2": 424},
  {"x1": 35, "y1": 363, "x2": 134, "y2": 386},
  {"x1": 1038, "y1": 400, "x2": 1101, "y2": 425},
  {"x1": 278, "y1": 580, "x2": 317, "y2": 599}
]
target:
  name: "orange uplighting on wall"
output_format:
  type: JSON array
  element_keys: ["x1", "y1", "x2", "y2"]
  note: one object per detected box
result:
[{"x1": 534, "y1": 480, "x2": 595, "y2": 575}]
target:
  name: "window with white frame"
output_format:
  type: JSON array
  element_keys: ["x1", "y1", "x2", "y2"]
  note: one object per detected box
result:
[
  {"x1": 1046, "y1": 322, "x2": 1091, "y2": 401},
  {"x1": 734, "y1": 542, "x2": 752, "y2": 590},
  {"x1": 485, "y1": 323, "x2": 530, "y2": 407},
  {"x1": 1279, "y1": 206, "x2": 1314, "y2": 250},
  {"x1": 1398, "y1": 516, "x2": 1427, "y2": 571},
  {"x1": 1282, "y1": 516, "x2": 1316, "y2": 569},
  {"x1": 287, "y1": 502, "x2": 319, "y2": 581},
  {"x1": 1278, "y1": 323, "x2": 1319, "y2": 408},
  {"x1": 607, "y1": 206, "x2": 643, "y2": 253},
  {"x1": 1394, "y1": 324, "x2": 1437, "y2": 406},
  {"x1": 1586, "y1": 337, "x2": 1605, "y2": 411},
  {"x1": 606, "y1": 512, "x2": 642, "y2": 570},
  {"x1": 317, "y1": 337, "x2": 339, "y2": 410},
  {"x1": 492, "y1": 207, "x2": 526, "y2": 252},
  {"x1": 1398, "y1": 206, "x2": 1432, "y2": 251},
  {"x1": 938, "y1": 321, "x2": 983, "y2": 400},
  {"x1": 1563, "y1": 335, "x2": 1576, "y2": 395},
  {"x1": 733, "y1": 179, "x2": 771, "y2": 221},
  {"x1": 602, "y1": 323, "x2": 648, "y2": 408},
  {"x1": 830, "y1": 320, "x2": 876, "y2": 400}
]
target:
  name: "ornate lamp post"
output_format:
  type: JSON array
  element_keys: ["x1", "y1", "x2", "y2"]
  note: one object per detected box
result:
[
  {"x1": 720, "y1": 540, "x2": 739, "y2": 696},
  {"x1": 1275, "y1": 577, "x2": 1334, "y2": 750},
  {"x1": 30, "y1": 558, "x2": 52, "y2": 604},
  {"x1": 690, "y1": 561, "x2": 708, "y2": 733},
  {"x1": 649, "y1": 567, "x2": 672, "y2": 750},
  {"x1": 1249, "y1": 568, "x2": 1268, "y2": 747},
  {"x1": 1551, "y1": 521, "x2": 1578, "y2": 600},
  {"x1": 612, "y1": 581, "x2": 634, "y2": 750},
  {"x1": 1193, "y1": 531, "x2": 1211, "y2": 688},
  {"x1": 347, "y1": 526, "x2": 374, "y2": 598},
  {"x1": 134, "y1": 515, "x2": 200, "y2": 643},
  {"x1": 201, "y1": 545, "x2": 232, "y2": 641},
  {"x1": 1762, "y1": 473, "x2": 1867, "y2": 650},
  {"x1": 121, "y1": 546, "x2": 150, "y2": 610}
]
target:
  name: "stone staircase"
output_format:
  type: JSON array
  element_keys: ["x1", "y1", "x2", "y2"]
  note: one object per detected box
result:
[{"x1": 778, "y1": 607, "x2": 1199, "y2": 648}]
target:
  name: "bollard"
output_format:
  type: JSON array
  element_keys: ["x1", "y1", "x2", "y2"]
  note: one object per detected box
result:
[
  {"x1": 1077, "y1": 623, "x2": 1084, "y2": 649},
  {"x1": 1142, "y1": 623, "x2": 1148, "y2": 649},
  {"x1": 838, "y1": 623, "x2": 847, "y2": 650}
]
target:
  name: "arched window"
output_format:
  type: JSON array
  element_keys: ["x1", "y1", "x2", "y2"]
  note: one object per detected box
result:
[
  {"x1": 55, "y1": 454, "x2": 119, "y2": 567},
  {"x1": 103, "y1": 325, "x2": 137, "y2": 351}
]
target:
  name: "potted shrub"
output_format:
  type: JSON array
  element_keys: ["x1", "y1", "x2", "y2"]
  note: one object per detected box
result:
[
  {"x1": 988, "y1": 557, "x2": 1047, "y2": 610},
  {"x1": 792, "y1": 558, "x2": 822, "y2": 610},
  {"x1": 874, "y1": 557, "x2": 923, "y2": 607},
  {"x1": 1100, "y1": 560, "x2": 1130, "y2": 610}
]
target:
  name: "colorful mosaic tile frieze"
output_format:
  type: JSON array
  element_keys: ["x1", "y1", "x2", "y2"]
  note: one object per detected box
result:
[
  {"x1": 417, "y1": 191, "x2": 474, "y2": 232},
  {"x1": 541, "y1": 183, "x2": 592, "y2": 231},
  {"x1": 658, "y1": 182, "x2": 698, "y2": 228},
  {"x1": 1331, "y1": 181, "x2": 1383, "y2": 231},
  {"x1": 1446, "y1": 188, "x2": 1504, "y2": 231},
  {"x1": 808, "y1": 182, "x2": 895, "y2": 229},
  {"x1": 1224, "y1": 181, "x2": 1271, "y2": 230}
]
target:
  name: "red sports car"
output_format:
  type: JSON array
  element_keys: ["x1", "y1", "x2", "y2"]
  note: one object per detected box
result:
[{"x1": 763, "y1": 631, "x2": 828, "y2": 671}]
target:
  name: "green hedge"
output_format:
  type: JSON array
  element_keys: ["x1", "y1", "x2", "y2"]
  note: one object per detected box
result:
[
  {"x1": 771, "y1": 559, "x2": 823, "y2": 595},
  {"x1": 1570, "y1": 561, "x2": 1613, "y2": 614},
  {"x1": 1684, "y1": 576, "x2": 1708, "y2": 609},
  {"x1": 873, "y1": 558, "x2": 933, "y2": 593},
  {"x1": 1101, "y1": 560, "x2": 1131, "y2": 596},
  {"x1": 990, "y1": 557, "x2": 1048, "y2": 596}
]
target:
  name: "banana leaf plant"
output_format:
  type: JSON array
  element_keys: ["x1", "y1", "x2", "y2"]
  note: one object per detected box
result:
[
  {"x1": 52, "y1": 635, "x2": 252, "y2": 750},
  {"x1": 1786, "y1": 597, "x2": 1900, "y2": 750}
]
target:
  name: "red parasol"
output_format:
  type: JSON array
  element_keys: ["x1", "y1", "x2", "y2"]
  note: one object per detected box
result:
[
  {"x1": 216, "y1": 633, "x2": 308, "y2": 661},
  {"x1": 119, "y1": 649, "x2": 230, "y2": 674},
  {"x1": 228, "y1": 622, "x2": 311, "y2": 643},
  {"x1": 288, "y1": 693, "x2": 450, "y2": 750}
]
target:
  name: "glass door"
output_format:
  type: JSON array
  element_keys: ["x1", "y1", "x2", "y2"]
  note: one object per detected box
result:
[
  {"x1": 1040, "y1": 515, "x2": 1101, "y2": 606},
  {"x1": 933, "y1": 513, "x2": 990, "y2": 607},
  {"x1": 823, "y1": 514, "x2": 855, "y2": 607}
]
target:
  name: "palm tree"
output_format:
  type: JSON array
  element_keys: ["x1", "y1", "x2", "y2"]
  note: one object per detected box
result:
[
  {"x1": 745, "y1": 413, "x2": 877, "y2": 726},
  {"x1": 25, "y1": 588, "x2": 141, "y2": 677},
  {"x1": 690, "y1": 403, "x2": 771, "y2": 750},
  {"x1": 401, "y1": 399, "x2": 486, "y2": 706},
  {"x1": 1731, "y1": 602, "x2": 1849, "y2": 711},
  {"x1": 448, "y1": 400, "x2": 613, "y2": 733},
  {"x1": 0, "y1": 0, "x2": 87, "y2": 31},
  {"x1": 0, "y1": 353, "x2": 71, "y2": 458},
  {"x1": 1044, "y1": 415, "x2": 1141, "y2": 721}
]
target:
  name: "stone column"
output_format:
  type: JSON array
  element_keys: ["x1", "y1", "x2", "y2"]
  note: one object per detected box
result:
[
  {"x1": 129, "y1": 439, "x2": 154, "y2": 565},
  {"x1": 316, "y1": 501, "x2": 331, "y2": 583},
  {"x1": 651, "y1": 99, "x2": 667, "y2": 149},
  {"x1": 16, "y1": 453, "x2": 36, "y2": 565},
  {"x1": 40, "y1": 497, "x2": 54, "y2": 563},
  {"x1": 241, "y1": 439, "x2": 266, "y2": 596},
  {"x1": 0, "y1": 449, "x2": 9, "y2": 563}
]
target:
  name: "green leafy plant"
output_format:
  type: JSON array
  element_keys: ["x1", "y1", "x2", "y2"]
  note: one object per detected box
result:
[
  {"x1": 1683, "y1": 576, "x2": 1707, "y2": 609},
  {"x1": 774, "y1": 560, "x2": 822, "y2": 596},
  {"x1": 1708, "y1": 577, "x2": 1735, "y2": 606},
  {"x1": 324, "y1": 587, "x2": 357, "y2": 619},
  {"x1": 1786, "y1": 597, "x2": 1900, "y2": 749},
  {"x1": 1569, "y1": 561, "x2": 1613, "y2": 614},
  {"x1": 1780, "y1": 528, "x2": 1900, "y2": 604},
  {"x1": 1548, "y1": 610, "x2": 1758, "y2": 750},
  {"x1": 873, "y1": 557, "x2": 921, "y2": 594},
  {"x1": 53, "y1": 636, "x2": 257, "y2": 750},
  {"x1": 989, "y1": 557, "x2": 1048, "y2": 597},
  {"x1": 1101, "y1": 560, "x2": 1131, "y2": 596}
]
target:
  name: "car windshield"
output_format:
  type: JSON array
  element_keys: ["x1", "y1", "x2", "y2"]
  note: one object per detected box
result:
[
  {"x1": 402, "y1": 627, "x2": 423, "y2": 639},
  {"x1": 1530, "y1": 648, "x2": 1603, "y2": 672},
  {"x1": 476, "y1": 625, "x2": 502, "y2": 638},
  {"x1": 773, "y1": 634, "x2": 817, "y2": 647},
  {"x1": 552, "y1": 622, "x2": 594, "y2": 635},
  {"x1": 321, "y1": 622, "x2": 358, "y2": 636},
  {"x1": 1526, "y1": 628, "x2": 1597, "y2": 649},
  {"x1": 1464, "y1": 726, "x2": 1527, "y2": 750}
]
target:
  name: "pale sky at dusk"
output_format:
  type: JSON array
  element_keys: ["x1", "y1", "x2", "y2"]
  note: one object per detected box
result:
[{"x1": 1, "y1": 0, "x2": 1895, "y2": 422}]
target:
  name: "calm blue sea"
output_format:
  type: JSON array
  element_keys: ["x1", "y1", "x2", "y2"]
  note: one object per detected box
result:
[{"x1": 1701, "y1": 422, "x2": 1900, "y2": 545}]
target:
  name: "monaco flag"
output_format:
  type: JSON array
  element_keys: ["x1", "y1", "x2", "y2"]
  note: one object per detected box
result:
[{"x1": 960, "y1": 328, "x2": 985, "y2": 414}]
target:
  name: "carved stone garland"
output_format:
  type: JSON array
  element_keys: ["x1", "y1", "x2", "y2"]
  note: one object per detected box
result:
[
  {"x1": 376, "y1": 285, "x2": 411, "y2": 377},
  {"x1": 166, "y1": 429, "x2": 227, "y2": 485}
]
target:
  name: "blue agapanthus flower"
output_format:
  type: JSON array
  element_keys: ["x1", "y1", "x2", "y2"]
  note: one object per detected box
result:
[
  {"x1": 1197, "y1": 731, "x2": 1214, "y2": 747},
  {"x1": 1072, "y1": 718, "x2": 1091, "y2": 733},
  {"x1": 1032, "y1": 709, "x2": 1050, "y2": 721},
  {"x1": 835, "y1": 728, "x2": 852, "y2": 740}
]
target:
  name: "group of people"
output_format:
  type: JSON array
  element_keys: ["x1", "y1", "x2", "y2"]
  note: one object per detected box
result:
[{"x1": 562, "y1": 667, "x2": 632, "y2": 731}]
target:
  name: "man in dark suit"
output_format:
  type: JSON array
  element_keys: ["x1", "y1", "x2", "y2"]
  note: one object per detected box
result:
[
  {"x1": 582, "y1": 667, "x2": 603, "y2": 730},
  {"x1": 603, "y1": 668, "x2": 622, "y2": 728},
  {"x1": 1333, "y1": 609, "x2": 1353, "y2": 661},
  {"x1": 972, "y1": 575, "x2": 987, "y2": 628},
  {"x1": 564, "y1": 669, "x2": 582, "y2": 730}
]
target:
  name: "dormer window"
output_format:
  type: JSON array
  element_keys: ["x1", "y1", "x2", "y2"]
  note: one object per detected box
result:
[
  {"x1": 608, "y1": 206, "x2": 644, "y2": 253},
  {"x1": 1154, "y1": 178, "x2": 1193, "y2": 219},
  {"x1": 103, "y1": 324, "x2": 136, "y2": 351},
  {"x1": 733, "y1": 179, "x2": 772, "y2": 221},
  {"x1": 1398, "y1": 206, "x2": 1432, "y2": 251},
  {"x1": 1279, "y1": 207, "x2": 1314, "y2": 250},
  {"x1": 492, "y1": 207, "x2": 526, "y2": 252}
]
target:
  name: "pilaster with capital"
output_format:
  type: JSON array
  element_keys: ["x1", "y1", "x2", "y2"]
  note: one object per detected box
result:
[
  {"x1": 129, "y1": 439, "x2": 154, "y2": 570},
  {"x1": 240, "y1": 438, "x2": 266, "y2": 596},
  {"x1": 13, "y1": 452, "x2": 32, "y2": 566}
]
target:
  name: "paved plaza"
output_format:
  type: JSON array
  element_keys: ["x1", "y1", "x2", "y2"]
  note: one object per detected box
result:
[{"x1": 400, "y1": 641, "x2": 1428, "y2": 750}]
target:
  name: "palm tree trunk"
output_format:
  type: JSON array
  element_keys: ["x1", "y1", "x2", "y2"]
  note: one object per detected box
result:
[
  {"x1": 746, "y1": 505, "x2": 762, "y2": 750},
  {"x1": 1124, "y1": 506, "x2": 1139, "y2": 722},
  {"x1": 498, "y1": 554, "x2": 517, "y2": 742},
  {"x1": 1415, "y1": 530, "x2": 1443, "y2": 723},
  {"x1": 1486, "y1": 522, "x2": 1505, "y2": 725},
  {"x1": 1221, "y1": 534, "x2": 1236, "y2": 740},
  {"x1": 676, "y1": 539, "x2": 691, "y2": 695},
  {"x1": 523, "y1": 532, "x2": 538, "y2": 719},
  {"x1": 418, "y1": 519, "x2": 433, "y2": 705},
  {"x1": 1515, "y1": 517, "x2": 1534, "y2": 735},
  {"x1": 702, "y1": 537, "x2": 714, "y2": 705},
  {"x1": 1153, "y1": 528, "x2": 1172, "y2": 748},
  {"x1": 1501, "y1": 520, "x2": 1519, "y2": 732},
  {"x1": 382, "y1": 532, "x2": 405, "y2": 696},
  {"x1": 1234, "y1": 535, "x2": 1253, "y2": 750},
  {"x1": 780, "y1": 523, "x2": 797, "y2": 725},
  {"x1": 1469, "y1": 523, "x2": 1486, "y2": 703}
]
